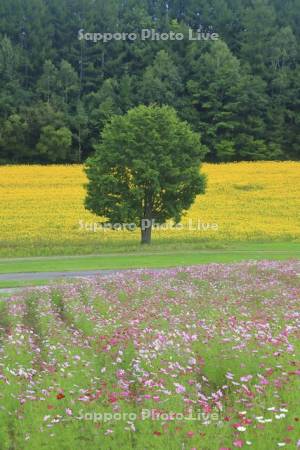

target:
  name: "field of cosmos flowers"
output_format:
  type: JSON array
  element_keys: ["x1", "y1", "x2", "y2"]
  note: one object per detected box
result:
[
  {"x1": 0, "y1": 260, "x2": 299, "y2": 449},
  {"x1": 0, "y1": 161, "x2": 300, "y2": 256}
]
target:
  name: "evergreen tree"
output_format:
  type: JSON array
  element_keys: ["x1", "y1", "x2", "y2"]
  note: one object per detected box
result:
[
  {"x1": 0, "y1": 0, "x2": 300, "y2": 163},
  {"x1": 140, "y1": 50, "x2": 183, "y2": 106},
  {"x1": 36, "y1": 126, "x2": 72, "y2": 162}
]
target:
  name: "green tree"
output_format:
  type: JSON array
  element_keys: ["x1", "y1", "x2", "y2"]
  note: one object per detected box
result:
[
  {"x1": 187, "y1": 40, "x2": 242, "y2": 161},
  {"x1": 230, "y1": 74, "x2": 272, "y2": 160},
  {"x1": 69, "y1": 101, "x2": 89, "y2": 162},
  {"x1": 24, "y1": 102, "x2": 68, "y2": 161},
  {"x1": 57, "y1": 60, "x2": 79, "y2": 105},
  {"x1": 37, "y1": 60, "x2": 58, "y2": 104},
  {"x1": 282, "y1": 66, "x2": 300, "y2": 159},
  {"x1": 1, "y1": 0, "x2": 300, "y2": 164},
  {"x1": 140, "y1": 50, "x2": 183, "y2": 106},
  {"x1": 0, "y1": 36, "x2": 20, "y2": 82},
  {"x1": 240, "y1": 0, "x2": 277, "y2": 76},
  {"x1": 84, "y1": 78, "x2": 122, "y2": 150},
  {"x1": 85, "y1": 105, "x2": 207, "y2": 244},
  {"x1": 0, "y1": 36, "x2": 26, "y2": 120},
  {"x1": 0, "y1": 114, "x2": 29, "y2": 162},
  {"x1": 216, "y1": 140, "x2": 236, "y2": 162},
  {"x1": 36, "y1": 125, "x2": 72, "y2": 162}
]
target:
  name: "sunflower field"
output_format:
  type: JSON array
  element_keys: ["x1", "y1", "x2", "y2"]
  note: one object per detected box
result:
[{"x1": 0, "y1": 162, "x2": 299, "y2": 256}]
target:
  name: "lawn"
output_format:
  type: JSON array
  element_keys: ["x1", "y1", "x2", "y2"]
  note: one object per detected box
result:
[
  {"x1": 0, "y1": 242, "x2": 299, "y2": 276},
  {"x1": 0, "y1": 260, "x2": 299, "y2": 449}
]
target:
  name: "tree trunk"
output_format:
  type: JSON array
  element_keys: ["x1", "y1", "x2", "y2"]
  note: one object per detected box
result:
[
  {"x1": 141, "y1": 223, "x2": 152, "y2": 245},
  {"x1": 141, "y1": 194, "x2": 153, "y2": 244}
]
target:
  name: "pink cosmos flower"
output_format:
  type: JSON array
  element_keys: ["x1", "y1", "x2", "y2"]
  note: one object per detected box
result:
[
  {"x1": 240, "y1": 375, "x2": 253, "y2": 383},
  {"x1": 233, "y1": 440, "x2": 244, "y2": 448},
  {"x1": 174, "y1": 383, "x2": 186, "y2": 394}
]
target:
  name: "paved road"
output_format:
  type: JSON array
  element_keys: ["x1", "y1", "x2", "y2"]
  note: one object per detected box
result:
[
  {"x1": 0, "y1": 270, "x2": 117, "y2": 282},
  {"x1": 0, "y1": 270, "x2": 126, "y2": 299},
  {"x1": 0, "y1": 268, "x2": 165, "y2": 296}
]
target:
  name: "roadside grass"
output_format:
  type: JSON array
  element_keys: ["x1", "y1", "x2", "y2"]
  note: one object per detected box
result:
[
  {"x1": 0, "y1": 242, "x2": 299, "y2": 276},
  {"x1": 0, "y1": 279, "x2": 52, "y2": 289},
  {"x1": 0, "y1": 237, "x2": 226, "y2": 258},
  {"x1": 0, "y1": 237, "x2": 299, "y2": 259}
]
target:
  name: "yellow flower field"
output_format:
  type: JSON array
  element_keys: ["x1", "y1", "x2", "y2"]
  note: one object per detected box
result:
[{"x1": 0, "y1": 162, "x2": 299, "y2": 255}]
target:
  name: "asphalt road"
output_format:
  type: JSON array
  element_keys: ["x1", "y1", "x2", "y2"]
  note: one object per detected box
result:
[
  {"x1": 0, "y1": 270, "x2": 124, "y2": 299},
  {"x1": 0, "y1": 270, "x2": 116, "y2": 282}
]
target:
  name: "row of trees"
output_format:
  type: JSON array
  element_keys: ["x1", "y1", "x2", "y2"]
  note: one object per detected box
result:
[{"x1": 0, "y1": 0, "x2": 300, "y2": 163}]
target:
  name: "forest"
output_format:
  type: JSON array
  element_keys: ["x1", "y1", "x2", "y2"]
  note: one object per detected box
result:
[{"x1": 0, "y1": 0, "x2": 299, "y2": 164}]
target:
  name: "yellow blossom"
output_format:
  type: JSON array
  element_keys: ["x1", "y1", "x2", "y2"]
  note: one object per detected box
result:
[{"x1": 0, "y1": 162, "x2": 299, "y2": 253}]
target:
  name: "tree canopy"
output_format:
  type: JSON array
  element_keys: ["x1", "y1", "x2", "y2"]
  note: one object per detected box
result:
[
  {"x1": 0, "y1": 0, "x2": 300, "y2": 163},
  {"x1": 85, "y1": 105, "x2": 207, "y2": 244}
]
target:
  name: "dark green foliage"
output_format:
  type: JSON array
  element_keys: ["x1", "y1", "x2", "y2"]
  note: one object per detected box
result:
[
  {"x1": 85, "y1": 105, "x2": 207, "y2": 243},
  {"x1": 0, "y1": 0, "x2": 299, "y2": 163},
  {"x1": 36, "y1": 126, "x2": 72, "y2": 162}
]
